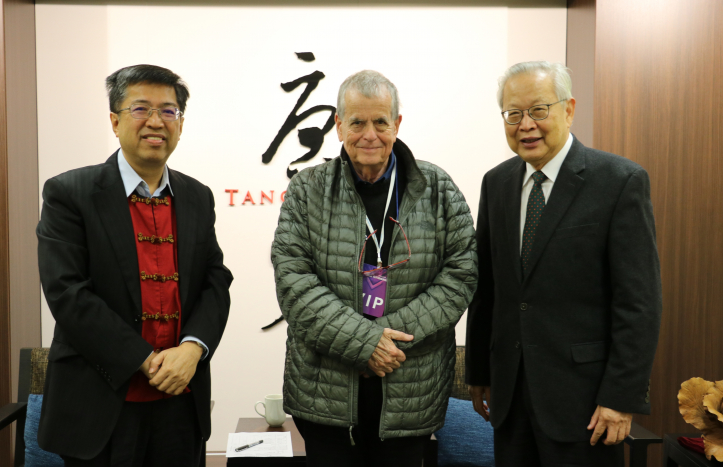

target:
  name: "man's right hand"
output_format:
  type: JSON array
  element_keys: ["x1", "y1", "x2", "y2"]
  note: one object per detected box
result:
[
  {"x1": 469, "y1": 385, "x2": 491, "y2": 421},
  {"x1": 139, "y1": 350, "x2": 159, "y2": 379},
  {"x1": 367, "y1": 328, "x2": 414, "y2": 377}
]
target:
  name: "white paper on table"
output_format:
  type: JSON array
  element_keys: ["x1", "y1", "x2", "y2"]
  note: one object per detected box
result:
[{"x1": 226, "y1": 432, "x2": 293, "y2": 458}]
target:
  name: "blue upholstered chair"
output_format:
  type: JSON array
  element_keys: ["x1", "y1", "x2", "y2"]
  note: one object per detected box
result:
[
  {"x1": 427, "y1": 346, "x2": 494, "y2": 467},
  {"x1": 0, "y1": 348, "x2": 63, "y2": 467},
  {"x1": 427, "y1": 346, "x2": 660, "y2": 467},
  {"x1": 434, "y1": 397, "x2": 495, "y2": 467}
]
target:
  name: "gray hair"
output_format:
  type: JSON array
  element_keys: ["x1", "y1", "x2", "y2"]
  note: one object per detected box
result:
[
  {"x1": 497, "y1": 61, "x2": 573, "y2": 109},
  {"x1": 336, "y1": 70, "x2": 400, "y2": 121},
  {"x1": 106, "y1": 64, "x2": 190, "y2": 114}
]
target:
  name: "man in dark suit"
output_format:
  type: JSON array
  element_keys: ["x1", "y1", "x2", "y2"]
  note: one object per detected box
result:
[
  {"x1": 465, "y1": 61, "x2": 661, "y2": 466},
  {"x1": 36, "y1": 64, "x2": 233, "y2": 467}
]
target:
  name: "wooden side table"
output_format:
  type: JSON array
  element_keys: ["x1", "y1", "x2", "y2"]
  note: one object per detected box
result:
[
  {"x1": 226, "y1": 418, "x2": 306, "y2": 466},
  {"x1": 663, "y1": 433, "x2": 723, "y2": 467},
  {"x1": 225, "y1": 417, "x2": 437, "y2": 466}
]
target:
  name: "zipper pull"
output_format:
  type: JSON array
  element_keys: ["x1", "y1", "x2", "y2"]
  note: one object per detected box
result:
[{"x1": 349, "y1": 425, "x2": 355, "y2": 446}]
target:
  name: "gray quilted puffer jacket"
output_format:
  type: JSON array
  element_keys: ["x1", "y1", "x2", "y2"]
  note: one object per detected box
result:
[{"x1": 271, "y1": 140, "x2": 478, "y2": 439}]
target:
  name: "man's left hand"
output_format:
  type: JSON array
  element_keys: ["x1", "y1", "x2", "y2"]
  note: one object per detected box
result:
[
  {"x1": 587, "y1": 405, "x2": 632, "y2": 446},
  {"x1": 148, "y1": 342, "x2": 203, "y2": 395}
]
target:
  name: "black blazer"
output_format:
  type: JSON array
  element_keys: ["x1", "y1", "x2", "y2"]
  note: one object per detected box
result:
[
  {"x1": 36, "y1": 152, "x2": 233, "y2": 459},
  {"x1": 465, "y1": 137, "x2": 661, "y2": 442}
]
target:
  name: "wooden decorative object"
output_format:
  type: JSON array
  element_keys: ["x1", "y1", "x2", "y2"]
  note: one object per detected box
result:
[{"x1": 678, "y1": 378, "x2": 723, "y2": 461}]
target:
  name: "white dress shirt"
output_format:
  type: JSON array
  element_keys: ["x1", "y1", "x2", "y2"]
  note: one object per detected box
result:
[{"x1": 519, "y1": 134, "x2": 574, "y2": 252}]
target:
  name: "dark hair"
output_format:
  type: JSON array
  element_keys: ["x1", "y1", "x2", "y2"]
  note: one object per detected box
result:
[{"x1": 105, "y1": 64, "x2": 190, "y2": 113}]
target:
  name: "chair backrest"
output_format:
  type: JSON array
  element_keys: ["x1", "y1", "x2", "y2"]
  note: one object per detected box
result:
[
  {"x1": 450, "y1": 346, "x2": 472, "y2": 401},
  {"x1": 15, "y1": 347, "x2": 48, "y2": 404},
  {"x1": 14, "y1": 347, "x2": 50, "y2": 467},
  {"x1": 28, "y1": 349, "x2": 49, "y2": 398}
]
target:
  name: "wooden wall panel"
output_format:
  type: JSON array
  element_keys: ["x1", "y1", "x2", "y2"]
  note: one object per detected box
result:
[
  {"x1": 5, "y1": 0, "x2": 40, "y2": 406},
  {"x1": 0, "y1": 0, "x2": 39, "y2": 464},
  {"x1": 589, "y1": 0, "x2": 723, "y2": 464},
  {"x1": 566, "y1": 0, "x2": 595, "y2": 147},
  {"x1": 0, "y1": 0, "x2": 10, "y2": 461}
]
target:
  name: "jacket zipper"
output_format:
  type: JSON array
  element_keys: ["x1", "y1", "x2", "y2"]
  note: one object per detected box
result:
[
  {"x1": 344, "y1": 159, "x2": 364, "y2": 446},
  {"x1": 343, "y1": 158, "x2": 423, "y2": 443},
  {"x1": 379, "y1": 171, "x2": 423, "y2": 442},
  {"x1": 380, "y1": 376, "x2": 387, "y2": 441},
  {"x1": 349, "y1": 360, "x2": 357, "y2": 446}
]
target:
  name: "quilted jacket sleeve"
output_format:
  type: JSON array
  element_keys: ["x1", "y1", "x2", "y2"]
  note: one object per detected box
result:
[
  {"x1": 374, "y1": 174, "x2": 478, "y2": 351},
  {"x1": 272, "y1": 171, "x2": 384, "y2": 369}
]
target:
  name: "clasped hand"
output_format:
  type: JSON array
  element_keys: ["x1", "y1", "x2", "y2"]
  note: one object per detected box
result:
[
  {"x1": 366, "y1": 328, "x2": 414, "y2": 377},
  {"x1": 139, "y1": 342, "x2": 203, "y2": 395}
]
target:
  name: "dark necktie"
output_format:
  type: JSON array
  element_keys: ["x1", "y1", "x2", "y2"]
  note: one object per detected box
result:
[{"x1": 521, "y1": 171, "x2": 547, "y2": 274}]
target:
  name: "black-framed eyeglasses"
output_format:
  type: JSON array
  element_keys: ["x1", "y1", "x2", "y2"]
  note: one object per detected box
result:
[
  {"x1": 116, "y1": 103, "x2": 183, "y2": 122},
  {"x1": 501, "y1": 99, "x2": 566, "y2": 125},
  {"x1": 358, "y1": 217, "x2": 411, "y2": 277}
]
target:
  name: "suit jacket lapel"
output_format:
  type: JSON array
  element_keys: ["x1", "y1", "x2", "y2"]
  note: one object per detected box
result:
[
  {"x1": 504, "y1": 159, "x2": 526, "y2": 284},
  {"x1": 169, "y1": 169, "x2": 197, "y2": 309},
  {"x1": 523, "y1": 138, "x2": 587, "y2": 282},
  {"x1": 93, "y1": 151, "x2": 142, "y2": 316}
]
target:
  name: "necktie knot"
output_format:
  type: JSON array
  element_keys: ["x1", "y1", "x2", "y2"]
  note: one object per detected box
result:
[{"x1": 532, "y1": 171, "x2": 547, "y2": 186}]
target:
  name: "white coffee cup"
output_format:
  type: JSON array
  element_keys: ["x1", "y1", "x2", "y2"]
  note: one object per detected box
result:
[{"x1": 255, "y1": 394, "x2": 286, "y2": 427}]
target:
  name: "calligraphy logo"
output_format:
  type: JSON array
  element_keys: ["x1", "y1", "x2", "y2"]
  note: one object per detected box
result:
[{"x1": 261, "y1": 52, "x2": 336, "y2": 179}]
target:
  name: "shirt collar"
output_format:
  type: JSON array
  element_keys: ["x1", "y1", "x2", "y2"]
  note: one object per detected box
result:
[
  {"x1": 523, "y1": 133, "x2": 574, "y2": 186},
  {"x1": 349, "y1": 151, "x2": 397, "y2": 186},
  {"x1": 117, "y1": 149, "x2": 174, "y2": 198}
]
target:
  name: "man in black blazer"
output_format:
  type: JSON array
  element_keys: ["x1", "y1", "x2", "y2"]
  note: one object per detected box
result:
[
  {"x1": 465, "y1": 61, "x2": 661, "y2": 465},
  {"x1": 36, "y1": 65, "x2": 233, "y2": 466}
]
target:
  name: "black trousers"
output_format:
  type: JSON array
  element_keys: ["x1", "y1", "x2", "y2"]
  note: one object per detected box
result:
[
  {"x1": 494, "y1": 365, "x2": 623, "y2": 467},
  {"x1": 293, "y1": 376, "x2": 428, "y2": 467},
  {"x1": 62, "y1": 392, "x2": 203, "y2": 467}
]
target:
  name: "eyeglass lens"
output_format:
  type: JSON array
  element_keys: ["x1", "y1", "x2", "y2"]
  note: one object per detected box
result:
[
  {"x1": 129, "y1": 104, "x2": 180, "y2": 121},
  {"x1": 504, "y1": 105, "x2": 550, "y2": 124}
]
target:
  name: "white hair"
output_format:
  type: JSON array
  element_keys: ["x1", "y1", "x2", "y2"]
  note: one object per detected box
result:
[
  {"x1": 497, "y1": 61, "x2": 573, "y2": 109},
  {"x1": 336, "y1": 70, "x2": 400, "y2": 120}
]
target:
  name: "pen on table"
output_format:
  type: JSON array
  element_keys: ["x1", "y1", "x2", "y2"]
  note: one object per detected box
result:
[{"x1": 235, "y1": 440, "x2": 264, "y2": 452}]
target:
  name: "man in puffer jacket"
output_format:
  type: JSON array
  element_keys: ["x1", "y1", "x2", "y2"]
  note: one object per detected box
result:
[{"x1": 271, "y1": 70, "x2": 478, "y2": 467}]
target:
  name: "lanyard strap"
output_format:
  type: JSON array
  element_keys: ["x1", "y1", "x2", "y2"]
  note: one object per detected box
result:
[{"x1": 365, "y1": 160, "x2": 397, "y2": 268}]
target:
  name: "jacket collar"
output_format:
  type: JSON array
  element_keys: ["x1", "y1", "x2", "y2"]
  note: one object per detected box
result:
[
  {"x1": 345, "y1": 150, "x2": 397, "y2": 186},
  {"x1": 168, "y1": 168, "x2": 197, "y2": 308},
  {"x1": 93, "y1": 151, "x2": 143, "y2": 316},
  {"x1": 339, "y1": 138, "x2": 427, "y2": 206},
  {"x1": 503, "y1": 158, "x2": 526, "y2": 283},
  {"x1": 92, "y1": 151, "x2": 197, "y2": 313}
]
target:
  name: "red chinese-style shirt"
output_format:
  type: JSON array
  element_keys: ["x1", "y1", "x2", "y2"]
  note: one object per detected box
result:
[{"x1": 125, "y1": 194, "x2": 188, "y2": 402}]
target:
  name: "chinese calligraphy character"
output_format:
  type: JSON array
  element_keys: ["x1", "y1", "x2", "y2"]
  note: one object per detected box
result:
[{"x1": 261, "y1": 52, "x2": 336, "y2": 179}]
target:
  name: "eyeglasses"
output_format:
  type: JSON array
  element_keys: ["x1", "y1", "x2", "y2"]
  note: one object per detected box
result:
[
  {"x1": 358, "y1": 217, "x2": 411, "y2": 277},
  {"x1": 501, "y1": 99, "x2": 566, "y2": 125},
  {"x1": 117, "y1": 103, "x2": 183, "y2": 122}
]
